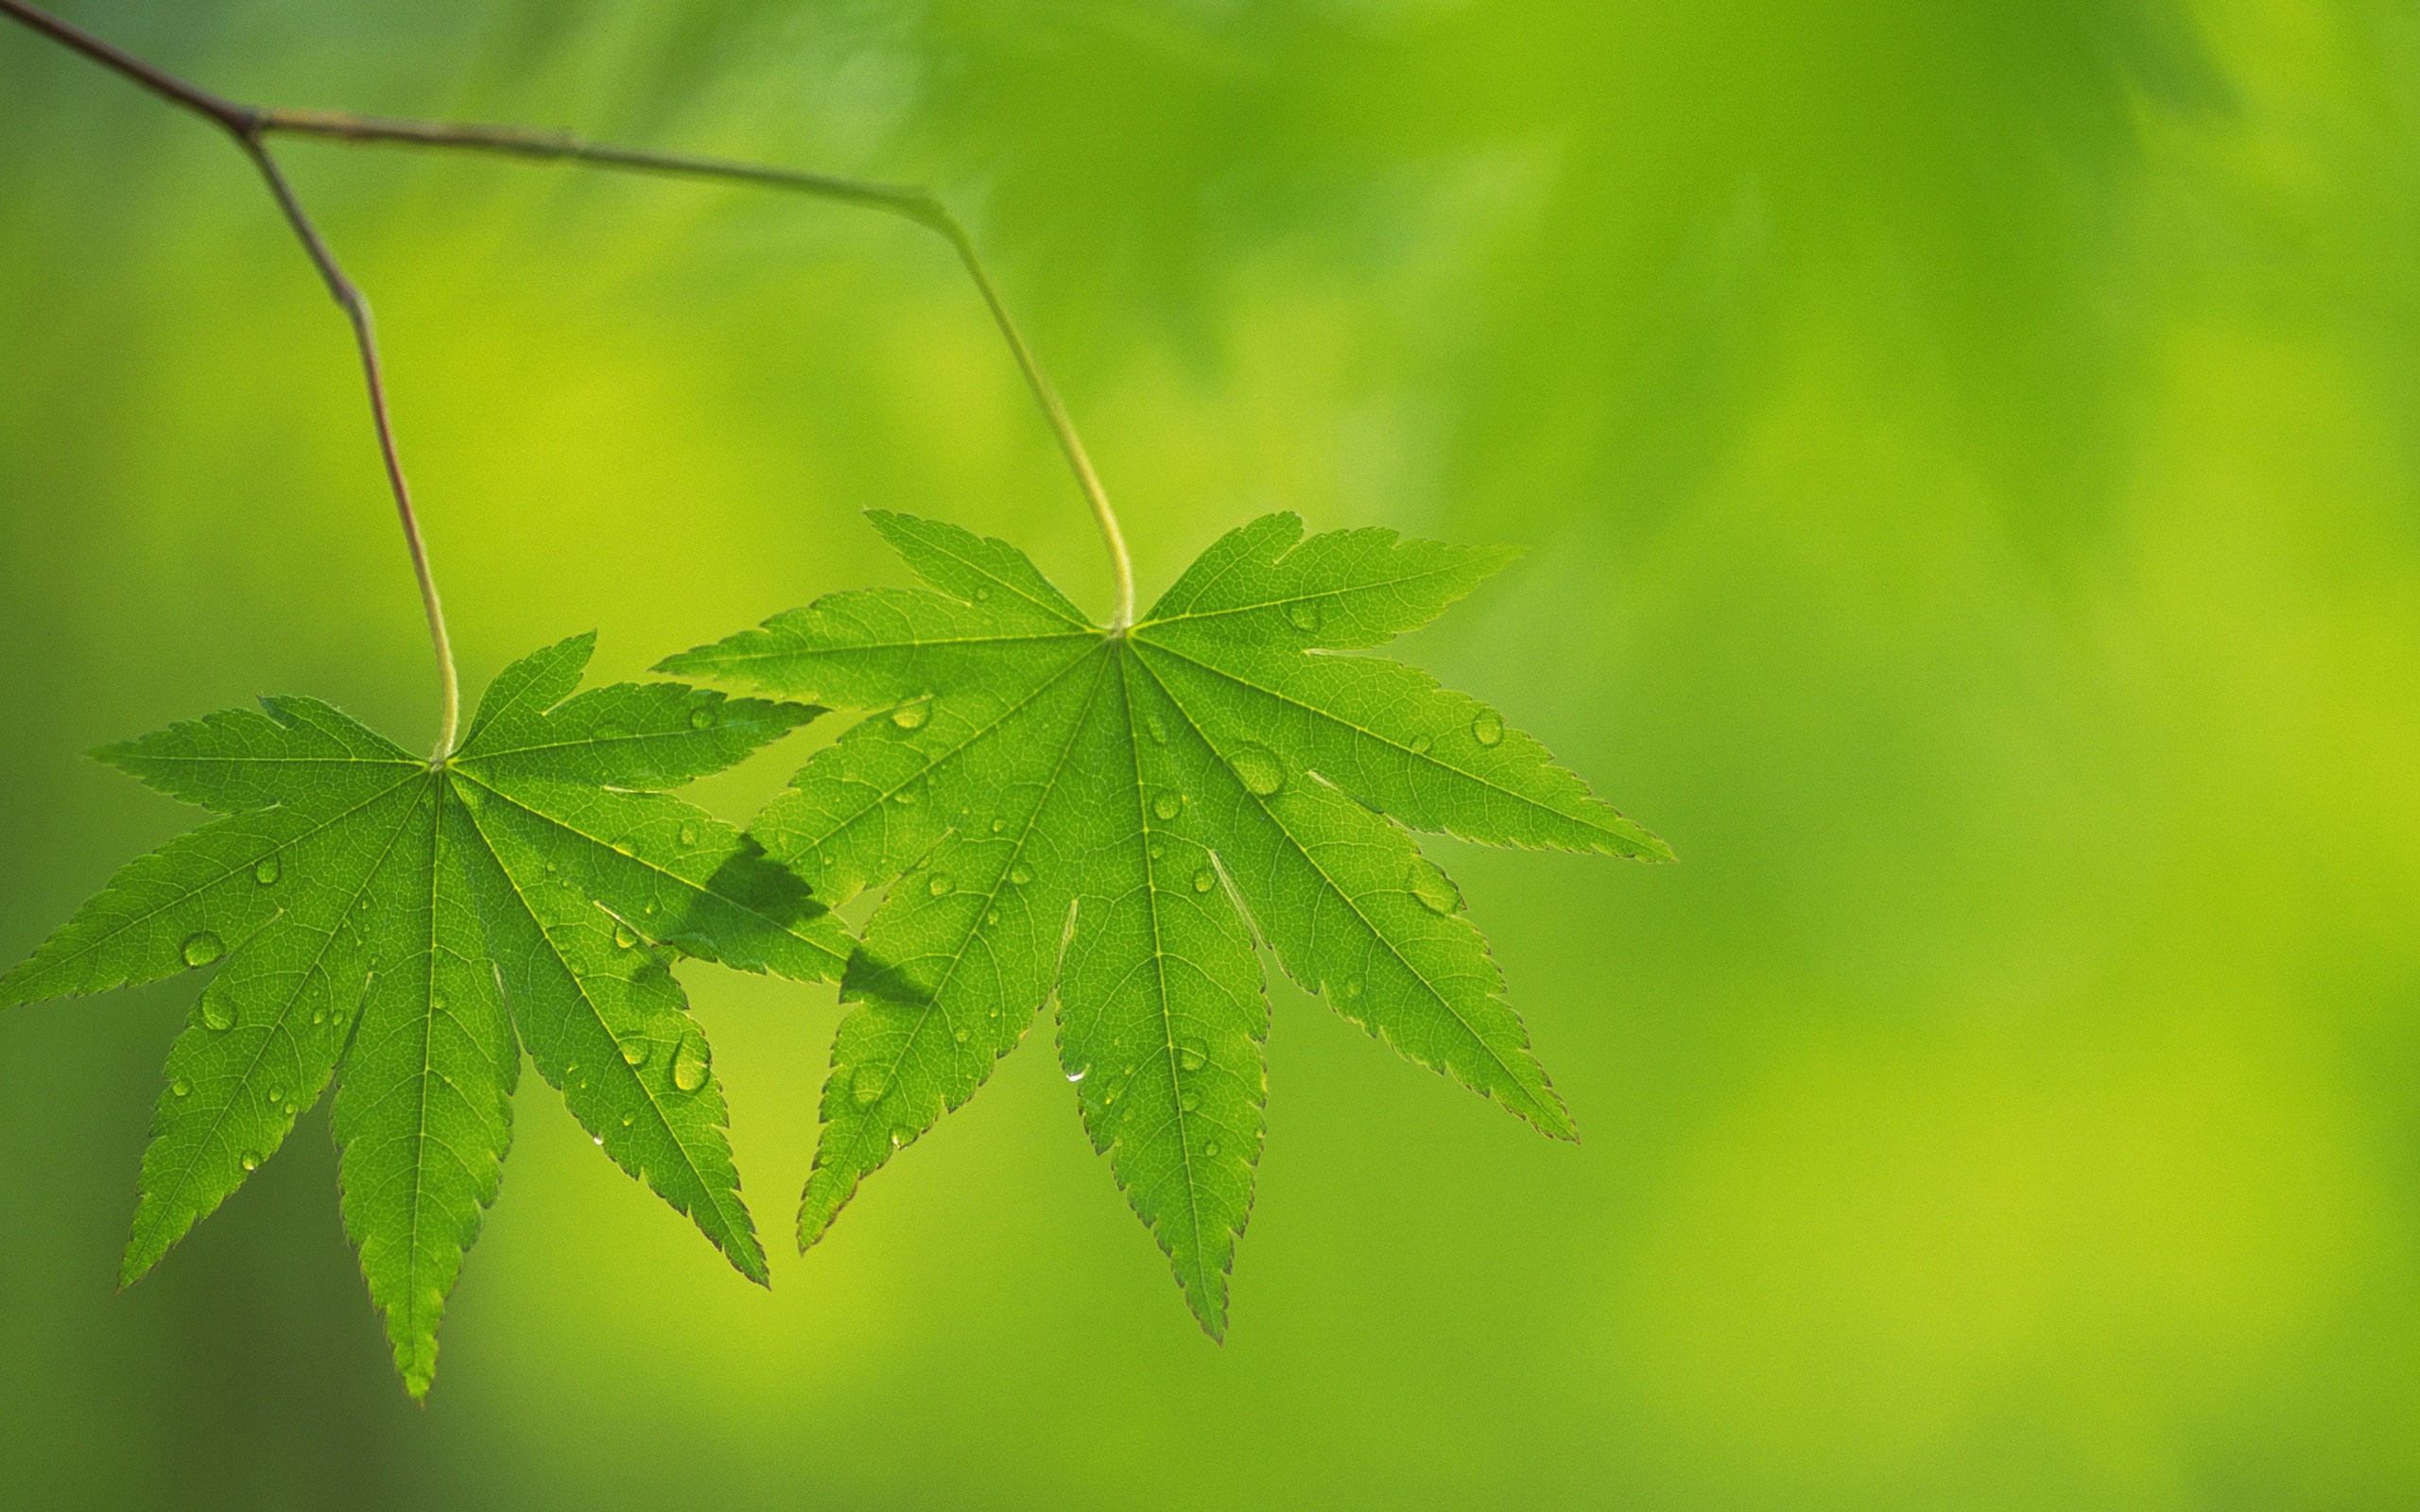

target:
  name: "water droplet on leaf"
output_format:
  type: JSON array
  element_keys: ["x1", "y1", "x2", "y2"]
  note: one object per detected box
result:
[
  {"x1": 239, "y1": 1150, "x2": 262, "y2": 1172},
  {"x1": 953, "y1": 1026, "x2": 970, "y2": 1043},
  {"x1": 1009, "y1": 863, "x2": 1032, "y2": 886},
  {"x1": 1408, "y1": 858, "x2": 1462, "y2": 915},
  {"x1": 679, "y1": 823, "x2": 698, "y2": 848},
  {"x1": 1472, "y1": 711, "x2": 1504, "y2": 747},
  {"x1": 1066, "y1": 1065, "x2": 1088, "y2": 1084},
  {"x1": 170, "y1": 1077, "x2": 192, "y2": 1098},
  {"x1": 671, "y1": 1034, "x2": 711, "y2": 1093},
  {"x1": 1179, "y1": 1042, "x2": 1206, "y2": 1072},
  {"x1": 621, "y1": 1040, "x2": 648, "y2": 1067},
  {"x1": 1408, "y1": 733, "x2": 1434, "y2": 756},
  {"x1": 853, "y1": 1066, "x2": 888, "y2": 1106},
  {"x1": 1228, "y1": 745, "x2": 1284, "y2": 797},
  {"x1": 927, "y1": 872, "x2": 954, "y2": 897},
  {"x1": 990, "y1": 817, "x2": 1007, "y2": 833},
  {"x1": 181, "y1": 932, "x2": 224, "y2": 969},
  {"x1": 1192, "y1": 868, "x2": 1215, "y2": 893},
  {"x1": 1204, "y1": 1141, "x2": 1220, "y2": 1157},
  {"x1": 891, "y1": 699, "x2": 931, "y2": 730},
  {"x1": 1286, "y1": 600, "x2": 1322, "y2": 632},
  {"x1": 1152, "y1": 790, "x2": 1183, "y2": 820},
  {"x1": 199, "y1": 994, "x2": 233, "y2": 1032},
  {"x1": 253, "y1": 856, "x2": 281, "y2": 885},
  {"x1": 689, "y1": 704, "x2": 717, "y2": 730}
]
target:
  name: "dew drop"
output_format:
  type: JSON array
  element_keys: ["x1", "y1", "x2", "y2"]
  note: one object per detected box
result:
[
  {"x1": 1286, "y1": 600, "x2": 1322, "y2": 632},
  {"x1": 239, "y1": 1150, "x2": 263, "y2": 1172},
  {"x1": 170, "y1": 1076, "x2": 192, "y2": 1098},
  {"x1": 890, "y1": 1125, "x2": 915, "y2": 1148},
  {"x1": 181, "y1": 931, "x2": 225, "y2": 969},
  {"x1": 199, "y1": 994, "x2": 233, "y2": 1032},
  {"x1": 688, "y1": 704, "x2": 717, "y2": 730},
  {"x1": 894, "y1": 787, "x2": 919, "y2": 806},
  {"x1": 1009, "y1": 863, "x2": 1033, "y2": 886},
  {"x1": 1228, "y1": 744, "x2": 1284, "y2": 797},
  {"x1": 927, "y1": 872, "x2": 954, "y2": 897},
  {"x1": 431, "y1": 993, "x2": 446, "y2": 1013},
  {"x1": 1143, "y1": 713, "x2": 1167, "y2": 745},
  {"x1": 620, "y1": 1113, "x2": 634, "y2": 1128},
  {"x1": 1148, "y1": 841, "x2": 1165, "y2": 862},
  {"x1": 852, "y1": 1066, "x2": 888, "y2": 1106},
  {"x1": 1204, "y1": 1141, "x2": 1220, "y2": 1158},
  {"x1": 974, "y1": 586, "x2": 994, "y2": 601},
  {"x1": 1152, "y1": 790, "x2": 1183, "y2": 820},
  {"x1": 1471, "y1": 711, "x2": 1504, "y2": 747},
  {"x1": 1179, "y1": 1042, "x2": 1206, "y2": 1073},
  {"x1": 1408, "y1": 858, "x2": 1462, "y2": 916},
  {"x1": 644, "y1": 901, "x2": 660, "y2": 917},
  {"x1": 268, "y1": 1086, "x2": 286, "y2": 1105},
  {"x1": 985, "y1": 908, "x2": 1000, "y2": 926},
  {"x1": 1066, "y1": 1065, "x2": 1089, "y2": 1084},
  {"x1": 1408, "y1": 733, "x2": 1434, "y2": 756},
  {"x1": 621, "y1": 1040, "x2": 649, "y2": 1067},
  {"x1": 311, "y1": 1008, "x2": 327, "y2": 1025},
  {"x1": 890, "y1": 698, "x2": 932, "y2": 730},
  {"x1": 1344, "y1": 976, "x2": 1365, "y2": 1000},
  {"x1": 671, "y1": 1034, "x2": 712, "y2": 1093},
  {"x1": 253, "y1": 855, "x2": 282, "y2": 886},
  {"x1": 990, "y1": 817, "x2": 1008, "y2": 833},
  {"x1": 614, "y1": 923, "x2": 638, "y2": 949},
  {"x1": 1179, "y1": 1091, "x2": 1199, "y2": 1112},
  {"x1": 679, "y1": 823, "x2": 698, "y2": 847},
  {"x1": 1192, "y1": 868, "x2": 1215, "y2": 894},
  {"x1": 953, "y1": 1026, "x2": 970, "y2": 1044},
  {"x1": 590, "y1": 1132, "x2": 605, "y2": 1146}
]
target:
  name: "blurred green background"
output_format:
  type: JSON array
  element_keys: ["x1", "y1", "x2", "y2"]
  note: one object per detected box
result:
[{"x1": 4, "y1": 0, "x2": 2417, "y2": 1505}]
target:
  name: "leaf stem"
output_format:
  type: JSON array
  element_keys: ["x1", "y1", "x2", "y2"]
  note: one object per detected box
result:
[
  {"x1": 1, "y1": 0, "x2": 461, "y2": 755},
  {"x1": 0, "y1": 0, "x2": 1140, "y2": 635}
]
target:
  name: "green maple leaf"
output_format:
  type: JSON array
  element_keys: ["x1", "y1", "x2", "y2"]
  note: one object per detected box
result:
[
  {"x1": 663, "y1": 511, "x2": 1671, "y2": 1333},
  {"x1": 0, "y1": 633, "x2": 845, "y2": 1396}
]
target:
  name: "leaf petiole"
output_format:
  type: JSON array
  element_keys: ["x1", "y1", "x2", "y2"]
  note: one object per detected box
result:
[{"x1": 0, "y1": 0, "x2": 1140, "y2": 650}]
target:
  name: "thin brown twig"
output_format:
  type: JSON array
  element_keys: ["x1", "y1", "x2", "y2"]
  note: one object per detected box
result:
[
  {"x1": 0, "y1": 2, "x2": 1140, "y2": 729},
  {"x1": 241, "y1": 138, "x2": 459, "y2": 752}
]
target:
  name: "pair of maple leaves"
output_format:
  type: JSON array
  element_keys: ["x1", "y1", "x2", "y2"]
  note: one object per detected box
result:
[{"x1": 0, "y1": 510, "x2": 1669, "y2": 1396}]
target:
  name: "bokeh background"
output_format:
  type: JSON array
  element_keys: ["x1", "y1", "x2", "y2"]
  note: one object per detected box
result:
[{"x1": 3, "y1": 0, "x2": 2417, "y2": 1505}]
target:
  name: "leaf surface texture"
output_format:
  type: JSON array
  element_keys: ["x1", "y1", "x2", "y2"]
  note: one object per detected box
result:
[
  {"x1": 1, "y1": 634, "x2": 838, "y2": 1395},
  {"x1": 666, "y1": 512, "x2": 1669, "y2": 1332}
]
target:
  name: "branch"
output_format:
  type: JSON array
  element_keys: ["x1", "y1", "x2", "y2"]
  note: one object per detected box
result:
[
  {"x1": 0, "y1": 0, "x2": 1140, "y2": 679},
  {"x1": 255, "y1": 107, "x2": 1139, "y2": 630},
  {"x1": 2, "y1": 0, "x2": 461, "y2": 751}
]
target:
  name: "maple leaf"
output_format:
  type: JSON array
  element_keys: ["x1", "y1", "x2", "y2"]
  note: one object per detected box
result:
[
  {"x1": 663, "y1": 512, "x2": 1671, "y2": 1333},
  {"x1": 0, "y1": 633, "x2": 845, "y2": 1396}
]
